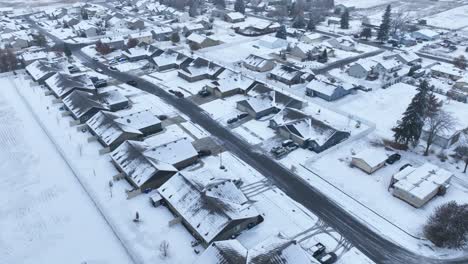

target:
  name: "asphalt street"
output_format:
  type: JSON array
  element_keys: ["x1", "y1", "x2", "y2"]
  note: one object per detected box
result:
[{"x1": 26, "y1": 17, "x2": 468, "y2": 264}]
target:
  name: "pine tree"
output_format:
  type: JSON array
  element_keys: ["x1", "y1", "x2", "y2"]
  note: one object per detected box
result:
[
  {"x1": 234, "y1": 0, "x2": 245, "y2": 14},
  {"x1": 377, "y1": 5, "x2": 391, "y2": 41},
  {"x1": 64, "y1": 44, "x2": 72, "y2": 57},
  {"x1": 292, "y1": 13, "x2": 306, "y2": 29},
  {"x1": 340, "y1": 9, "x2": 349, "y2": 29},
  {"x1": 214, "y1": 0, "x2": 225, "y2": 9},
  {"x1": 360, "y1": 27, "x2": 372, "y2": 39},
  {"x1": 307, "y1": 18, "x2": 316, "y2": 31},
  {"x1": 189, "y1": 0, "x2": 199, "y2": 17},
  {"x1": 275, "y1": 25, "x2": 287, "y2": 40},
  {"x1": 392, "y1": 80, "x2": 432, "y2": 146},
  {"x1": 171, "y1": 32, "x2": 180, "y2": 43}
]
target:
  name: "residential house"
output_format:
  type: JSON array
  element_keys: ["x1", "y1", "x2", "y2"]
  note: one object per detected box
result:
[
  {"x1": 412, "y1": 29, "x2": 439, "y2": 41},
  {"x1": 270, "y1": 108, "x2": 350, "y2": 152},
  {"x1": 101, "y1": 36, "x2": 125, "y2": 50},
  {"x1": 182, "y1": 23, "x2": 205, "y2": 35},
  {"x1": 156, "y1": 170, "x2": 263, "y2": 246},
  {"x1": 390, "y1": 51, "x2": 421, "y2": 65},
  {"x1": 129, "y1": 31, "x2": 154, "y2": 44},
  {"x1": 306, "y1": 76, "x2": 357, "y2": 101},
  {"x1": 243, "y1": 54, "x2": 276, "y2": 72},
  {"x1": 73, "y1": 21, "x2": 98, "y2": 37},
  {"x1": 178, "y1": 58, "x2": 225, "y2": 83},
  {"x1": 347, "y1": 59, "x2": 376, "y2": 79},
  {"x1": 186, "y1": 33, "x2": 221, "y2": 49},
  {"x1": 301, "y1": 32, "x2": 322, "y2": 44},
  {"x1": 205, "y1": 70, "x2": 256, "y2": 98},
  {"x1": 111, "y1": 137, "x2": 198, "y2": 191},
  {"x1": 351, "y1": 148, "x2": 388, "y2": 174},
  {"x1": 431, "y1": 63, "x2": 464, "y2": 81},
  {"x1": 327, "y1": 36, "x2": 357, "y2": 52},
  {"x1": 62, "y1": 90, "x2": 110, "y2": 123},
  {"x1": 125, "y1": 18, "x2": 145, "y2": 30},
  {"x1": 258, "y1": 35, "x2": 288, "y2": 49},
  {"x1": 454, "y1": 76, "x2": 468, "y2": 93},
  {"x1": 45, "y1": 73, "x2": 95, "y2": 98},
  {"x1": 225, "y1": 12, "x2": 245, "y2": 23},
  {"x1": 62, "y1": 15, "x2": 80, "y2": 27},
  {"x1": 151, "y1": 26, "x2": 173, "y2": 41},
  {"x1": 195, "y1": 235, "x2": 315, "y2": 264},
  {"x1": 87, "y1": 109, "x2": 161, "y2": 150},
  {"x1": 25, "y1": 60, "x2": 68, "y2": 83},
  {"x1": 21, "y1": 51, "x2": 58, "y2": 66},
  {"x1": 269, "y1": 65, "x2": 304, "y2": 85},
  {"x1": 151, "y1": 49, "x2": 193, "y2": 72},
  {"x1": 391, "y1": 163, "x2": 452, "y2": 208},
  {"x1": 290, "y1": 43, "x2": 334, "y2": 61}
]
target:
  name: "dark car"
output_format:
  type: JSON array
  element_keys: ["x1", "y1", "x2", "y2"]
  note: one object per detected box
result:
[
  {"x1": 197, "y1": 149, "x2": 212, "y2": 157},
  {"x1": 227, "y1": 117, "x2": 238, "y2": 124},
  {"x1": 282, "y1": 140, "x2": 294, "y2": 147},
  {"x1": 198, "y1": 89, "x2": 211, "y2": 97},
  {"x1": 399, "y1": 163, "x2": 412, "y2": 171},
  {"x1": 94, "y1": 80, "x2": 107, "y2": 88},
  {"x1": 168, "y1": 89, "x2": 176, "y2": 94},
  {"x1": 126, "y1": 80, "x2": 138, "y2": 87},
  {"x1": 317, "y1": 252, "x2": 337, "y2": 264},
  {"x1": 386, "y1": 153, "x2": 401, "y2": 164},
  {"x1": 310, "y1": 242, "x2": 326, "y2": 258},
  {"x1": 108, "y1": 66, "x2": 118, "y2": 71},
  {"x1": 237, "y1": 113, "x2": 249, "y2": 119},
  {"x1": 174, "y1": 91, "x2": 184, "y2": 98}
]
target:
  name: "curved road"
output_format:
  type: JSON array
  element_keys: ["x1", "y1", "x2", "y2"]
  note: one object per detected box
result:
[{"x1": 26, "y1": 17, "x2": 468, "y2": 264}]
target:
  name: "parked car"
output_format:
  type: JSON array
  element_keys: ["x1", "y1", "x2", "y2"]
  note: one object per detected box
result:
[
  {"x1": 108, "y1": 66, "x2": 118, "y2": 71},
  {"x1": 227, "y1": 117, "x2": 238, "y2": 124},
  {"x1": 273, "y1": 148, "x2": 288, "y2": 158},
  {"x1": 96, "y1": 68, "x2": 103, "y2": 73},
  {"x1": 270, "y1": 146, "x2": 282, "y2": 153},
  {"x1": 197, "y1": 149, "x2": 212, "y2": 157},
  {"x1": 168, "y1": 89, "x2": 176, "y2": 94},
  {"x1": 317, "y1": 252, "x2": 337, "y2": 264},
  {"x1": 310, "y1": 242, "x2": 326, "y2": 258},
  {"x1": 158, "y1": 114, "x2": 167, "y2": 120},
  {"x1": 68, "y1": 66, "x2": 80, "y2": 73},
  {"x1": 237, "y1": 112, "x2": 249, "y2": 119},
  {"x1": 92, "y1": 57, "x2": 99, "y2": 61},
  {"x1": 198, "y1": 89, "x2": 210, "y2": 97},
  {"x1": 286, "y1": 143, "x2": 299, "y2": 151},
  {"x1": 126, "y1": 80, "x2": 138, "y2": 87},
  {"x1": 94, "y1": 80, "x2": 107, "y2": 88},
  {"x1": 282, "y1": 140, "x2": 294, "y2": 147},
  {"x1": 399, "y1": 163, "x2": 412, "y2": 171},
  {"x1": 174, "y1": 91, "x2": 184, "y2": 98},
  {"x1": 386, "y1": 153, "x2": 401, "y2": 164}
]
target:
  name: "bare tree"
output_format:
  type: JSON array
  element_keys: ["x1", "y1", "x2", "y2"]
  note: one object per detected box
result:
[
  {"x1": 390, "y1": 10, "x2": 411, "y2": 35},
  {"x1": 159, "y1": 240, "x2": 169, "y2": 258},
  {"x1": 424, "y1": 110, "x2": 456, "y2": 156}
]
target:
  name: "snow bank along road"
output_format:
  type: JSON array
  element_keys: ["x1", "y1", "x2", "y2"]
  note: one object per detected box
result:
[
  {"x1": 0, "y1": 78, "x2": 134, "y2": 264},
  {"x1": 27, "y1": 17, "x2": 468, "y2": 264}
]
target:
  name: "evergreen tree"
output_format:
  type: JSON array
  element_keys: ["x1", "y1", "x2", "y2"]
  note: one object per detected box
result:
[
  {"x1": 171, "y1": 32, "x2": 180, "y2": 43},
  {"x1": 318, "y1": 49, "x2": 328, "y2": 63},
  {"x1": 360, "y1": 27, "x2": 372, "y2": 39},
  {"x1": 377, "y1": 5, "x2": 391, "y2": 41},
  {"x1": 275, "y1": 25, "x2": 287, "y2": 39},
  {"x1": 234, "y1": 0, "x2": 245, "y2": 14},
  {"x1": 340, "y1": 9, "x2": 349, "y2": 29},
  {"x1": 189, "y1": 0, "x2": 199, "y2": 17},
  {"x1": 392, "y1": 80, "x2": 432, "y2": 146},
  {"x1": 307, "y1": 18, "x2": 316, "y2": 31},
  {"x1": 64, "y1": 44, "x2": 72, "y2": 57},
  {"x1": 214, "y1": 0, "x2": 225, "y2": 9},
  {"x1": 292, "y1": 13, "x2": 306, "y2": 28}
]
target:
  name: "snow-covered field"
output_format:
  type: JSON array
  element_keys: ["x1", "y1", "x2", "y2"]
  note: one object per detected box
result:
[
  {"x1": 424, "y1": 4, "x2": 468, "y2": 30},
  {"x1": 335, "y1": 0, "x2": 397, "y2": 9},
  {"x1": 0, "y1": 76, "x2": 133, "y2": 264}
]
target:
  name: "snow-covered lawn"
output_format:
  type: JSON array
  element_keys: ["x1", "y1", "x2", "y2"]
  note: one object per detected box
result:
[
  {"x1": 335, "y1": 0, "x2": 397, "y2": 9},
  {"x1": 424, "y1": 4, "x2": 468, "y2": 30},
  {"x1": 0, "y1": 76, "x2": 133, "y2": 264}
]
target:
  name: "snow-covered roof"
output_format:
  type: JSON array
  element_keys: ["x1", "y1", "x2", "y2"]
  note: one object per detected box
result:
[
  {"x1": 73, "y1": 21, "x2": 97, "y2": 31},
  {"x1": 62, "y1": 90, "x2": 109, "y2": 120},
  {"x1": 111, "y1": 140, "x2": 177, "y2": 188},
  {"x1": 353, "y1": 148, "x2": 388, "y2": 168},
  {"x1": 238, "y1": 94, "x2": 276, "y2": 113},
  {"x1": 414, "y1": 29, "x2": 439, "y2": 38},
  {"x1": 87, "y1": 109, "x2": 161, "y2": 147},
  {"x1": 350, "y1": 58, "x2": 376, "y2": 72},
  {"x1": 244, "y1": 54, "x2": 273, "y2": 68},
  {"x1": 270, "y1": 65, "x2": 303, "y2": 81},
  {"x1": 431, "y1": 63, "x2": 464, "y2": 78},
  {"x1": 393, "y1": 163, "x2": 452, "y2": 201},
  {"x1": 45, "y1": 73, "x2": 95, "y2": 98},
  {"x1": 179, "y1": 58, "x2": 224, "y2": 78},
  {"x1": 25, "y1": 60, "x2": 67, "y2": 81},
  {"x1": 21, "y1": 51, "x2": 58, "y2": 63},
  {"x1": 152, "y1": 49, "x2": 190, "y2": 67},
  {"x1": 207, "y1": 70, "x2": 255, "y2": 93},
  {"x1": 283, "y1": 118, "x2": 338, "y2": 145},
  {"x1": 158, "y1": 169, "x2": 260, "y2": 244},
  {"x1": 186, "y1": 33, "x2": 207, "y2": 44},
  {"x1": 195, "y1": 235, "x2": 314, "y2": 264},
  {"x1": 226, "y1": 12, "x2": 245, "y2": 20}
]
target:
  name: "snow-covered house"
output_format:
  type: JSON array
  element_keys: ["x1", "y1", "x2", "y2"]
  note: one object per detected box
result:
[
  {"x1": 106, "y1": 16, "x2": 127, "y2": 29},
  {"x1": 125, "y1": 18, "x2": 145, "y2": 30},
  {"x1": 72, "y1": 21, "x2": 98, "y2": 37},
  {"x1": 151, "y1": 26, "x2": 173, "y2": 41},
  {"x1": 178, "y1": 58, "x2": 225, "y2": 83},
  {"x1": 347, "y1": 59, "x2": 376, "y2": 79},
  {"x1": 205, "y1": 70, "x2": 257, "y2": 98},
  {"x1": 301, "y1": 32, "x2": 322, "y2": 44},
  {"x1": 391, "y1": 163, "x2": 452, "y2": 208},
  {"x1": 111, "y1": 137, "x2": 198, "y2": 191},
  {"x1": 225, "y1": 12, "x2": 245, "y2": 23},
  {"x1": 269, "y1": 65, "x2": 304, "y2": 85},
  {"x1": 236, "y1": 94, "x2": 279, "y2": 120},
  {"x1": 306, "y1": 77, "x2": 357, "y2": 101},
  {"x1": 258, "y1": 35, "x2": 288, "y2": 49},
  {"x1": 128, "y1": 31, "x2": 153, "y2": 45},
  {"x1": 21, "y1": 51, "x2": 59, "y2": 66},
  {"x1": 151, "y1": 49, "x2": 193, "y2": 72},
  {"x1": 62, "y1": 90, "x2": 110, "y2": 123},
  {"x1": 62, "y1": 15, "x2": 80, "y2": 27},
  {"x1": 431, "y1": 63, "x2": 464, "y2": 81},
  {"x1": 327, "y1": 36, "x2": 357, "y2": 51},
  {"x1": 182, "y1": 23, "x2": 205, "y2": 35},
  {"x1": 45, "y1": 73, "x2": 95, "y2": 98},
  {"x1": 87, "y1": 109, "x2": 162, "y2": 150},
  {"x1": 25, "y1": 60, "x2": 68, "y2": 83},
  {"x1": 186, "y1": 33, "x2": 221, "y2": 49},
  {"x1": 243, "y1": 54, "x2": 276, "y2": 72},
  {"x1": 351, "y1": 149, "x2": 388, "y2": 174},
  {"x1": 454, "y1": 76, "x2": 468, "y2": 93},
  {"x1": 412, "y1": 29, "x2": 439, "y2": 41},
  {"x1": 270, "y1": 108, "x2": 350, "y2": 152},
  {"x1": 195, "y1": 235, "x2": 314, "y2": 264},
  {"x1": 289, "y1": 43, "x2": 334, "y2": 61},
  {"x1": 101, "y1": 36, "x2": 125, "y2": 50},
  {"x1": 156, "y1": 170, "x2": 263, "y2": 246},
  {"x1": 390, "y1": 51, "x2": 421, "y2": 65}
]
